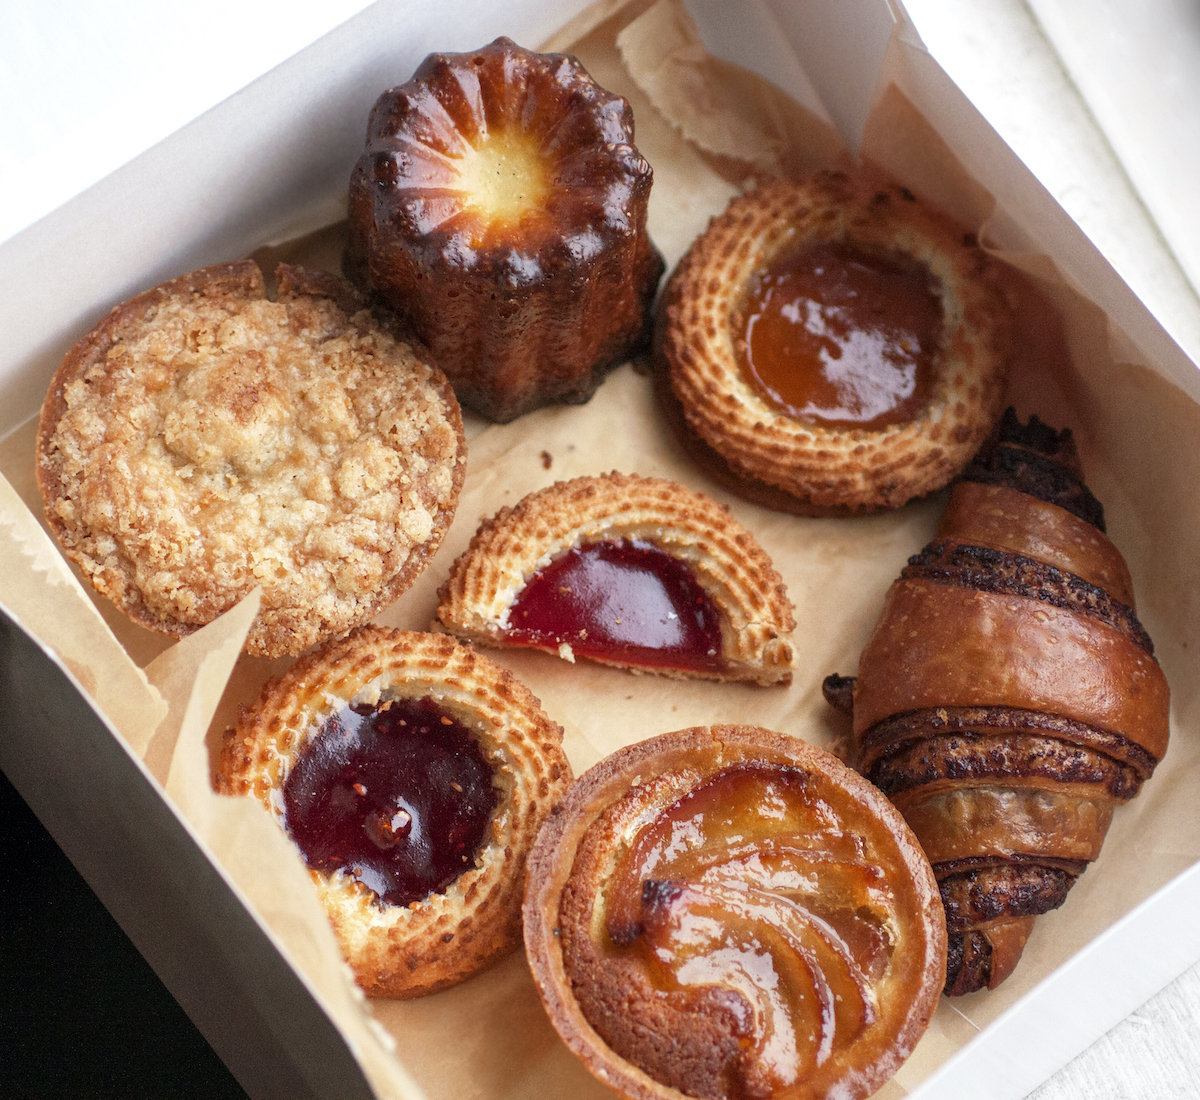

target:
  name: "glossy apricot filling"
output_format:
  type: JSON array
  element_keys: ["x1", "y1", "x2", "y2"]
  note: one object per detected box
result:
[
  {"x1": 601, "y1": 765, "x2": 894, "y2": 1094},
  {"x1": 739, "y1": 241, "x2": 942, "y2": 429},
  {"x1": 283, "y1": 696, "x2": 497, "y2": 907},
  {"x1": 504, "y1": 538, "x2": 725, "y2": 672}
]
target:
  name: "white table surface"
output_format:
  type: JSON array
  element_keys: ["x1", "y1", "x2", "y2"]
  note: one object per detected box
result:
[{"x1": 3, "y1": 2, "x2": 1198, "y2": 1098}]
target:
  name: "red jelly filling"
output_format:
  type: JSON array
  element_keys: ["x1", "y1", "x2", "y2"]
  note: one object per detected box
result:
[
  {"x1": 504, "y1": 538, "x2": 724, "y2": 672},
  {"x1": 283, "y1": 696, "x2": 497, "y2": 907}
]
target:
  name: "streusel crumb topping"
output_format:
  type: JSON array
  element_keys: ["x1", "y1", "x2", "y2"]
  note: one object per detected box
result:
[{"x1": 38, "y1": 262, "x2": 465, "y2": 656}]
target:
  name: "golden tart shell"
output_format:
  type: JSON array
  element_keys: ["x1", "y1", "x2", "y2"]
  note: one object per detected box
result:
[
  {"x1": 346, "y1": 36, "x2": 664, "y2": 423},
  {"x1": 36, "y1": 261, "x2": 466, "y2": 658},
  {"x1": 524, "y1": 725, "x2": 947, "y2": 1100},
  {"x1": 217, "y1": 627, "x2": 571, "y2": 999},
  {"x1": 656, "y1": 171, "x2": 1010, "y2": 512},
  {"x1": 436, "y1": 472, "x2": 796, "y2": 684}
]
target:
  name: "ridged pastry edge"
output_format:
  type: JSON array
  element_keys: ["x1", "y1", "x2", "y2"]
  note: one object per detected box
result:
[
  {"x1": 216, "y1": 627, "x2": 571, "y2": 998},
  {"x1": 657, "y1": 171, "x2": 1011, "y2": 511},
  {"x1": 436, "y1": 472, "x2": 797, "y2": 684}
]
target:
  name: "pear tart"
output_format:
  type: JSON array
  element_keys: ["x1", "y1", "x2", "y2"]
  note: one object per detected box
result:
[
  {"x1": 347, "y1": 36, "x2": 664, "y2": 423},
  {"x1": 524, "y1": 726, "x2": 947, "y2": 1100},
  {"x1": 36, "y1": 261, "x2": 466, "y2": 658},
  {"x1": 437, "y1": 473, "x2": 796, "y2": 684},
  {"x1": 657, "y1": 171, "x2": 1011, "y2": 513},
  {"x1": 218, "y1": 627, "x2": 571, "y2": 999}
]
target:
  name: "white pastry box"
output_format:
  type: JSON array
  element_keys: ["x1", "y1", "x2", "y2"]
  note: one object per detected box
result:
[{"x1": 2, "y1": 1, "x2": 1198, "y2": 1098}]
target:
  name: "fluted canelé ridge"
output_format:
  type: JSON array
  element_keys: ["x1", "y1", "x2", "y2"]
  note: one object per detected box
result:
[{"x1": 346, "y1": 37, "x2": 663, "y2": 422}]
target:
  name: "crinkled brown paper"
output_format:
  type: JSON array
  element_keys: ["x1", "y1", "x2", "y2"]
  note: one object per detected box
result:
[{"x1": 1, "y1": 1, "x2": 1197, "y2": 1097}]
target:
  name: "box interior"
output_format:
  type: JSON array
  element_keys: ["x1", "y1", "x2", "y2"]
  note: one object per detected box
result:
[{"x1": 2, "y1": 2, "x2": 1198, "y2": 1099}]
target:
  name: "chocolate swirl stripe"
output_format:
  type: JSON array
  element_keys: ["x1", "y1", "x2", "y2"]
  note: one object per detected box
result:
[{"x1": 828, "y1": 410, "x2": 1170, "y2": 995}]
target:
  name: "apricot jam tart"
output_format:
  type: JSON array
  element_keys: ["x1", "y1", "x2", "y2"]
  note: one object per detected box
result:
[
  {"x1": 656, "y1": 170, "x2": 1011, "y2": 513},
  {"x1": 437, "y1": 473, "x2": 796, "y2": 685},
  {"x1": 217, "y1": 627, "x2": 571, "y2": 998},
  {"x1": 524, "y1": 726, "x2": 947, "y2": 1100},
  {"x1": 346, "y1": 36, "x2": 664, "y2": 423}
]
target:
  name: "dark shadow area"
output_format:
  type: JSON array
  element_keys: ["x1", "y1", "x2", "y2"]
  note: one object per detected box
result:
[{"x1": 0, "y1": 766, "x2": 250, "y2": 1100}]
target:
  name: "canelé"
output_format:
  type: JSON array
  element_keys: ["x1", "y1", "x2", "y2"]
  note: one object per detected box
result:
[{"x1": 347, "y1": 37, "x2": 664, "y2": 423}]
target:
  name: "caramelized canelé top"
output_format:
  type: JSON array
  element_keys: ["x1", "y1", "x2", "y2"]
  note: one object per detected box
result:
[
  {"x1": 525, "y1": 726, "x2": 946, "y2": 1100},
  {"x1": 347, "y1": 36, "x2": 663, "y2": 422}
]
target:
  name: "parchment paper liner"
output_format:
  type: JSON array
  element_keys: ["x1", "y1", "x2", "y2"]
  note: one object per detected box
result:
[{"x1": 1, "y1": 2, "x2": 1197, "y2": 1098}]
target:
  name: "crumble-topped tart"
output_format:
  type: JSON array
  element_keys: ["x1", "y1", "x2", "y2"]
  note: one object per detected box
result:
[
  {"x1": 36, "y1": 261, "x2": 466, "y2": 657},
  {"x1": 346, "y1": 36, "x2": 664, "y2": 423},
  {"x1": 437, "y1": 472, "x2": 796, "y2": 684},
  {"x1": 217, "y1": 627, "x2": 571, "y2": 998},
  {"x1": 656, "y1": 170, "x2": 1011, "y2": 513}
]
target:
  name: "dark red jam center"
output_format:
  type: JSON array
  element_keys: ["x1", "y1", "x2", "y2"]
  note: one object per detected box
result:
[
  {"x1": 504, "y1": 538, "x2": 724, "y2": 672},
  {"x1": 282, "y1": 696, "x2": 497, "y2": 908}
]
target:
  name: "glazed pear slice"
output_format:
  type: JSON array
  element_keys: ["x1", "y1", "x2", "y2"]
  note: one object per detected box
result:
[
  {"x1": 437, "y1": 472, "x2": 796, "y2": 684},
  {"x1": 524, "y1": 726, "x2": 947, "y2": 1100}
]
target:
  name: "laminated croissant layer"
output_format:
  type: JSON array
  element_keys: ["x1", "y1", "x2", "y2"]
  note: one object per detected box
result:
[
  {"x1": 837, "y1": 416, "x2": 1169, "y2": 996},
  {"x1": 853, "y1": 578, "x2": 1169, "y2": 761}
]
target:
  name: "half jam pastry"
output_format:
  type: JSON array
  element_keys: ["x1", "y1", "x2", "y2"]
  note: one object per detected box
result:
[
  {"x1": 825, "y1": 411, "x2": 1169, "y2": 995},
  {"x1": 346, "y1": 36, "x2": 665, "y2": 423},
  {"x1": 656, "y1": 170, "x2": 1011, "y2": 513},
  {"x1": 524, "y1": 726, "x2": 946, "y2": 1100},
  {"x1": 36, "y1": 261, "x2": 466, "y2": 658},
  {"x1": 217, "y1": 627, "x2": 571, "y2": 998},
  {"x1": 437, "y1": 472, "x2": 796, "y2": 684}
]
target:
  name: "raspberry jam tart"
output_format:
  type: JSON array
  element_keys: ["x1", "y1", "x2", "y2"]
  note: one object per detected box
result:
[
  {"x1": 437, "y1": 473, "x2": 795, "y2": 684},
  {"x1": 217, "y1": 627, "x2": 571, "y2": 998}
]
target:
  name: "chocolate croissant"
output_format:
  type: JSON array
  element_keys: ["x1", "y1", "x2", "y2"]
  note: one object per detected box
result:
[{"x1": 824, "y1": 409, "x2": 1169, "y2": 995}]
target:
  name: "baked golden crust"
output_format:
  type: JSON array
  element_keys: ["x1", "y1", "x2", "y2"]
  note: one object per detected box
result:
[
  {"x1": 436, "y1": 472, "x2": 796, "y2": 684},
  {"x1": 656, "y1": 171, "x2": 1010, "y2": 512},
  {"x1": 832, "y1": 413, "x2": 1169, "y2": 995},
  {"x1": 36, "y1": 261, "x2": 466, "y2": 657},
  {"x1": 217, "y1": 627, "x2": 571, "y2": 998},
  {"x1": 524, "y1": 725, "x2": 947, "y2": 1100},
  {"x1": 346, "y1": 36, "x2": 664, "y2": 423},
  {"x1": 936, "y1": 481, "x2": 1135, "y2": 604}
]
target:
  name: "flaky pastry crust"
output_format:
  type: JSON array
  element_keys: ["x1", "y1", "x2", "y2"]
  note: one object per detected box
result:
[
  {"x1": 524, "y1": 725, "x2": 947, "y2": 1100},
  {"x1": 436, "y1": 472, "x2": 796, "y2": 684},
  {"x1": 829, "y1": 412, "x2": 1169, "y2": 995},
  {"x1": 36, "y1": 261, "x2": 466, "y2": 657},
  {"x1": 657, "y1": 171, "x2": 1011, "y2": 512},
  {"x1": 217, "y1": 627, "x2": 571, "y2": 998}
]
